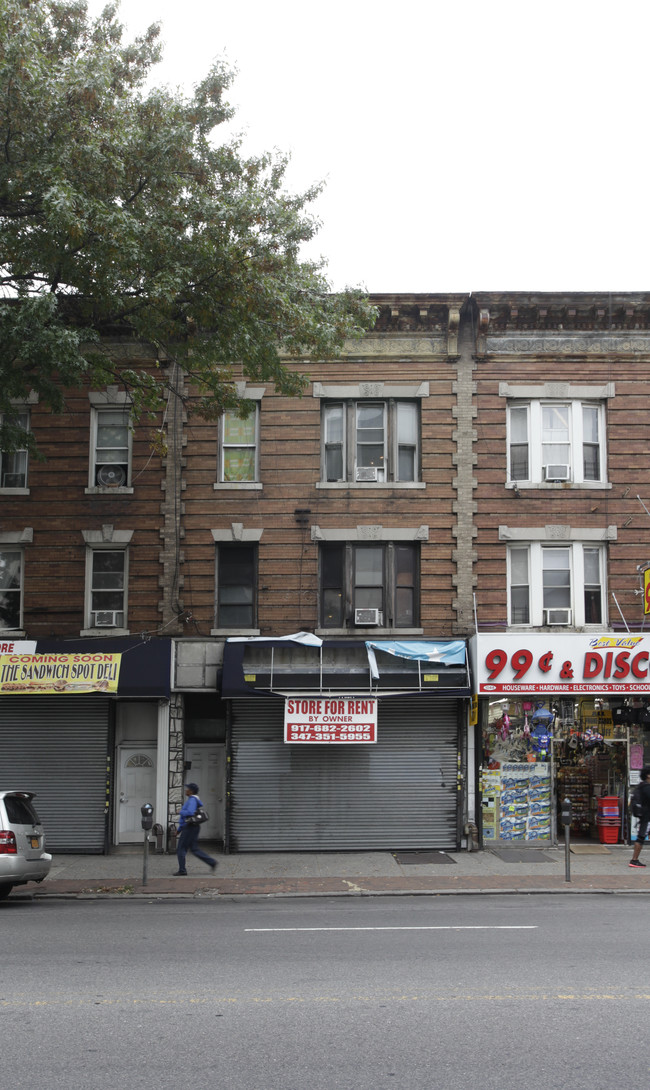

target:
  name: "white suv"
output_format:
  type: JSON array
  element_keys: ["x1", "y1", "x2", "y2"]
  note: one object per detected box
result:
[{"x1": 0, "y1": 791, "x2": 52, "y2": 899}]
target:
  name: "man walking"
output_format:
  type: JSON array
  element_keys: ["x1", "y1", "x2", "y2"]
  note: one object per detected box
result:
[
  {"x1": 629, "y1": 766, "x2": 650, "y2": 868},
  {"x1": 174, "y1": 782, "x2": 218, "y2": 876}
]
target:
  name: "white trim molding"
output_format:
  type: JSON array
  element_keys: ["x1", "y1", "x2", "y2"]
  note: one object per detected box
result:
[
  {"x1": 499, "y1": 382, "x2": 615, "y2": 400},
  {"x1": 499, "y1": 524, "x2": 617, "y2": 542},
  {"x1": 311, "y1": 524, "x2": 429, "y2": 542},
  {"x1": 313, "y1": 381, "x2": 429, "y2": 399},
  {"x1": 211, "y1": 525, "x2": 263, "y2": 543}
]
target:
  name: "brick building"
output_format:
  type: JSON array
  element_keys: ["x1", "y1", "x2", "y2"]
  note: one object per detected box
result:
[
  {"x1": 469, "y1": 292, "x2": 650, "y2": 846},
  {"x1": 2, "y1": 291, "x2": 650, "y2": 851}
]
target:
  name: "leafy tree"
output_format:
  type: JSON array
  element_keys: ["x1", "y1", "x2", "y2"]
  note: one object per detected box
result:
[{"x1": 0, "y1": 0, "x2": 375, "y2": 454}]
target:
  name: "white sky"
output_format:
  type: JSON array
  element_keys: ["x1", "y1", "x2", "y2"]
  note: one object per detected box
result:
[{"x1": 86, "y1": 0, "x2": 650, "y2": 294}]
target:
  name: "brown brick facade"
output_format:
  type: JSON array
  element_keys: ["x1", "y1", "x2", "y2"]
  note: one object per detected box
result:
[{"x1": 3, "y1": 292, "x2": 650, "y2": 645}]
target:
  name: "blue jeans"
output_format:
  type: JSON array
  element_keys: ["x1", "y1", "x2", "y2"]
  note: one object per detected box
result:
[{"x1": 176, "y1": 824, "x2": 216, "y2": 872}]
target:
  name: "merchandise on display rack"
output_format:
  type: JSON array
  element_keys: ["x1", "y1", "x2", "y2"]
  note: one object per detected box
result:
[{"x1": 482, "y1": 693, "x2": 637, "y2": 845}]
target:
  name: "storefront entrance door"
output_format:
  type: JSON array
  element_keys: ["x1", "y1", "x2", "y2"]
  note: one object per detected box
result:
[{"x1": 117, "y1": 747, "x2": 157, "y2": 843}]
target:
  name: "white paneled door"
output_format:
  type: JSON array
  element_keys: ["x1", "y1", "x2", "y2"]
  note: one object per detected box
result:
[
  {"x1": 117, "y1": 747, "x2": 157, "y2": 843},
  {"x1": 184, "y1": 745, "x2": 226, "y2": 843}
]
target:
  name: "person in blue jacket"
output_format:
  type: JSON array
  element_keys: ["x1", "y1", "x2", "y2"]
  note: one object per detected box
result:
[{"x1": 174, "y1": 782, "x2": 218, "y2": 876}]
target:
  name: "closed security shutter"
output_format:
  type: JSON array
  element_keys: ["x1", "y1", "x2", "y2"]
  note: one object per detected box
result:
[
  {"x1": 230, "y1": 696, "x2": 459, "y2": 851},
  {"x1": 0, "y1": 696, "x2": 111, "y2": 852}
]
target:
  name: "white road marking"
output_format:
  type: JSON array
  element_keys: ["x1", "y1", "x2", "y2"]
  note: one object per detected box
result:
[{"x1": 245, "y1": 925, "x2": 538, "y2": 932}]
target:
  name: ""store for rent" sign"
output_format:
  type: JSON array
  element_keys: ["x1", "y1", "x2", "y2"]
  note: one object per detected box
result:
[{"x1": 284, "y1": 697, "x2": 378, "y2": 743}]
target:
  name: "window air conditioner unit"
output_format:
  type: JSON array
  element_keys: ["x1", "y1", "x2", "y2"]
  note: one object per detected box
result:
[
  {"x1": 355, "y1": 466, "x2": 379, "y2": 482},
  {"x1": 1, "y1": 473, "x2": 26, "y2": 488},
  {"x1": 94, "y1": 610, "x2": 120, "y2": 627},
  {"x1": 354, "y1": 608, "x2": 383, "y2": 626},
  {"x1": 544, "y1": 608, "x2": 572, "y2": 626},
  {"x1": 544, "y1": 463, "x2": 570, "y2": 482}
]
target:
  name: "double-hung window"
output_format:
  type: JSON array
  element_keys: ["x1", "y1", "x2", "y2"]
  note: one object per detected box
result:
[
  {"x1": 88, "y1": 550, "x2": 127, "y2": 629},
  {"x1": 0, "y1": 550, "x2": 23, "y2": 631},
  {"x1": 319, "y1": 542, "x2": 419, "y2": 629},
  {"x1": 219, "y1": 408, "x2": 259, "y2": 483},
  {"x1": 322, "y1": 400, "x2": 419, "y2": 483},
  {"x1": 0, "y1": 411, "x2": 29, "y2": 489},
  {"x1": 91, "y1": 408, "x2": 131, "y2": 489},
  {"x1": 507, "y1": 400, "x2": 606, "y2": 485},
  {"x1": 216, "y1": 545, "x2": 257, "y2": 628},
  {"x1": 507, "y1": 543, "x2": 604, "y2": 627}
]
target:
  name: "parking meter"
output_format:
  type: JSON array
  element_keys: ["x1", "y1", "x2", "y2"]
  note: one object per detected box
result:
[
  {"x1": 560, "y1": 797, "x2": 572, "y2": 827},
  {"x1": 141, "y1": 804, "x2": 153, "y2": 886}
]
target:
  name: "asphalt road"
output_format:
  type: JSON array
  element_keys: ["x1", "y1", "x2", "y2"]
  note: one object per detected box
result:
[{"x1": 2, "y1": 894, "x2": 648, "y2": 1089}]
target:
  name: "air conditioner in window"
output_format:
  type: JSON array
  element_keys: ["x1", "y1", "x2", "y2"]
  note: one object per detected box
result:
[
  {"x1": 94, "y1": 610, "x2": 121, "y2": 627},
  {"x1": 354, "y1": 608, "x2": 383, "y2": 626},
  {"x1": 544, "y1": 608, "x2": 572, "y2": 626},
  {"x1": 96, "y1": 464, "x2": 127, "y2": 487},
  {"x1": 1, "y1": 473, "x2": 26, "y2": 488},
  {"x1": 355, "y1": 466, "x2": 379, "y2": 482},
  {"x1": 543, "y1": 463, "x2": 570, "y2": 482}
]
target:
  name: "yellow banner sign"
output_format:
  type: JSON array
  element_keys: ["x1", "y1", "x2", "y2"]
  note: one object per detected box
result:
[{"x1": 0, "y1": 653, "x2": 121, "y2": 695}]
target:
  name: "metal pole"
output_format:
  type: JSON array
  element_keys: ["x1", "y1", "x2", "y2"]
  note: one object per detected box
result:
[
  {"x1": 142, "y1": 829, "x2": 149, "y2": 887},
  {"x1": 564, "y1": 820, "x2": 571, "y2": 882}
]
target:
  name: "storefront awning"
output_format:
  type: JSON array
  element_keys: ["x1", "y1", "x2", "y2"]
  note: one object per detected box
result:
[
  {"x1": 221, "y1": 636, "x2": 471, "y2": 698},
  {"x1": 0, "y1": 637, "x2": 172, "y2": 698}
]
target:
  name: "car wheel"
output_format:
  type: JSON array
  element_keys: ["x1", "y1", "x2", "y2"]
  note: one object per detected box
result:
[{"x1": 0, "y1": 885, "x2": 14, "y2": 900}]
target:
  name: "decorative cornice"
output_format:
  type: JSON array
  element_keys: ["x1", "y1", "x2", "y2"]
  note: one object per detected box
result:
[
  {"x1": 340, "y1": 334, "x2": 446, "y2": 357},
  {"x1": 487, "y1": 332, "x2": 650, "y2": 356}
]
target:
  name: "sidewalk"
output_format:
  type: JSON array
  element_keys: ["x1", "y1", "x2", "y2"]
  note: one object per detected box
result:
[{"x1": 13, "y1": 842, "x2": 650, "y2": 899}]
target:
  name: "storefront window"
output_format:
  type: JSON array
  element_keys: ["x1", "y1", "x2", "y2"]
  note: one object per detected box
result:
[
  {"x1": 482, "y1": 694, "x2": 636, "y2": 845},
  {"x1": 482, "y1": 698, "x2": 553, "y2": 843}
]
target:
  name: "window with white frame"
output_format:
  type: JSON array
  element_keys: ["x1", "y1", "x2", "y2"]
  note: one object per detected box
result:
[
  {"x1": 0, "y1": 411, "x2": 29, "y2": 489},
  {"x1": 320, "y1": 542, "x2": 419, "y2": 628},
  {"x1": 507, "y1": 543, "x2": 604, "y2": 627},
  {"x1": 91, "y1": 408, "x2": 131, "y2": 488},
  {"x1": 219, "y1": 407, "x2": 259, "y2": 483},
  {"x1": 507, "y1": 400, "x2": 605, "y2": 484},
  {"x1": 87, "y1": 549, "x2": 127, "y2": 629},
  {"x1": 322, "y1": 400, "x2": 419, "y2": 483},
  {"x1": 215, "y1": 544, "x2": 257, "y2": 627},
  {"x1": 0, "y1": 550, "x2": 23, "y2": 630}
]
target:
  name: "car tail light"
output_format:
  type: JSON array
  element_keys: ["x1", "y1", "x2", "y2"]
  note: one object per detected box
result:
[{"x1": 0, "y1": 831, "x2": 17, "y2": 854}]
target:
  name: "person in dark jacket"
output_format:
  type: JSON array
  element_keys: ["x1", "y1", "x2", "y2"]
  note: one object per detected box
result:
[
  {"x1": 174, "y1": 783, "x2": 217, "y2": 876},
  {"x1": 630, "y1": 766, "x2": 650, "y2": 868}
]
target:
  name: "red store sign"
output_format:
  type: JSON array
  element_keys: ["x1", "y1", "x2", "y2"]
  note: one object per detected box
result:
[
  {"x1": 284, "y1": 697, "x2": 378, "y2": 743},
  {"x1": 472, "y1": 633, "x2": 650, "y2": 694}
]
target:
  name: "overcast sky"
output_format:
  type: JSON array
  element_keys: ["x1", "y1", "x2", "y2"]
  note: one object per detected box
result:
[{"x1": 86, "y1": 0, "x2": 650, "y2": 295}]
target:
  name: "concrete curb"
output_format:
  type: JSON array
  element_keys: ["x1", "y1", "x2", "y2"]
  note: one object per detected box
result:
[{"x1": 12, "y1": 879, "x2": 650, "y2": 901}]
